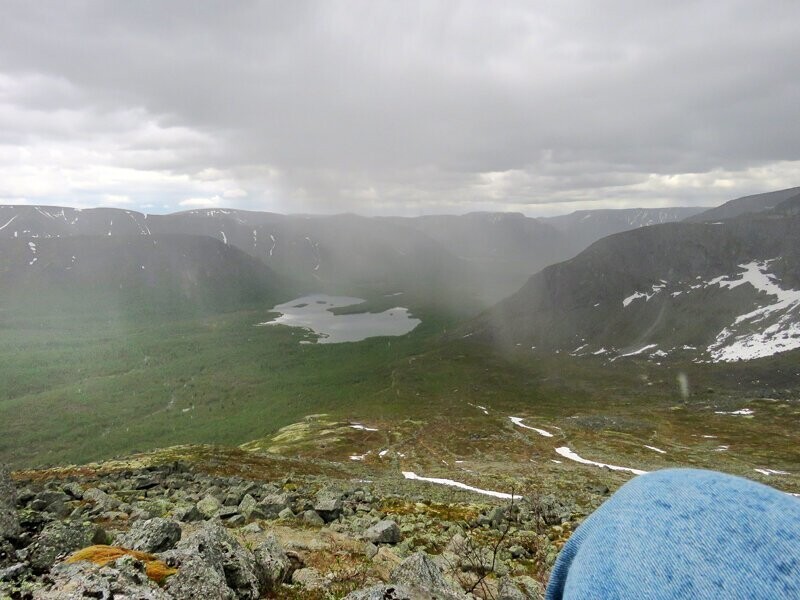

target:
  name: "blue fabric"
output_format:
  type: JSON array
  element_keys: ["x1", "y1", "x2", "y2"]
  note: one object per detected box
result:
[{"x1": 546, "y1": 469, "x2": 800, "y2": 599}]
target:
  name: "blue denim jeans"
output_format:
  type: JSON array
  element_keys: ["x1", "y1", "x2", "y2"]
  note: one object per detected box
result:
[{"x1": 546, "y1": 469, "x2": 800, "y2": 599}]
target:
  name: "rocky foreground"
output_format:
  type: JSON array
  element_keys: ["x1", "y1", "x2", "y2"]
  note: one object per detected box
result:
[{"x1": 0, "y1": 450, "x2": 590, "y2": 599}]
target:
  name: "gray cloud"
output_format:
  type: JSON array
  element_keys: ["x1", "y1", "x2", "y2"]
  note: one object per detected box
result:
[{"x1": 0, "y1": 0, "x2": 798, "y2": 215}]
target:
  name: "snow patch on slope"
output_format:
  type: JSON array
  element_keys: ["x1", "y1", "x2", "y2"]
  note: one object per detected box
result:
[
  {"x1": 555, "y1": 447, "x2": 647, "y2": 475},
  {"x1": 402, "y1": 471, "x2": 516, "y2": 499},
  {"x1": 622, "y1": 282, "x2": 666, "y2": 307},
  {"x1": 509, "y1": 417, "x2": 553, "y2": 437},
  {"x1": 707, "y1": 260, "x2": 800, "y2": 361}
]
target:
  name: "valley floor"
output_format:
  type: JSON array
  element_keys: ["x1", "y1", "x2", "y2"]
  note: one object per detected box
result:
[{"x1": 2, "y1": 302, "x2": 798, "y2": 503}]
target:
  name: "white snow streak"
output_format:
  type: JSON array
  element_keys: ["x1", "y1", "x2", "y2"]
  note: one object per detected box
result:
[
  {"x1": 0, "y1": 215, "x2": 17, "y2": 231},
  {"x1": 402, "y1": 471, "x2": 516, "y2": 499},
  {"x1": 754, "y1": 468, "x2": 790, "y2": 476},
  {"x1": 555, "y1": 447, "x2": 647, "y2": 475},
  {"x1": 349, "y1": 424, "x2": 378, "y2": 431},
  {"x1": 615, "y1": 344, "x2": 658, "y2": 359},
  {"x1": 509, "y1": 417, "x2": 553, "y2": 437},
  {"x1": 643, "y1": 445, "x2": 667, "y2": 454}
]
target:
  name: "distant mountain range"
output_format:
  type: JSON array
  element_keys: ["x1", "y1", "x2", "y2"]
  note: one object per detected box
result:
[
  {"x1": 0, "y1": 204, "x2": 706, "y2": 307},
  {"x1": 685, "y1": 187, "x2": 800, "y2": 223},
  {"x1": 543, "y1": 207, "x2": 704, "y2": 250},
  {"x1": 3, "y1": 188, "x2": 799, "y2": 354},
  {"x1": 0, "y1": 234, "x2": 287, "y2": 318},
  {"x1": 470, "y1": 194, "x2": 800, "y2": 362}
]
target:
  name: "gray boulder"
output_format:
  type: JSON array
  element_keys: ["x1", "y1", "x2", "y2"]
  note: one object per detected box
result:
[
  {"x1": 391, "y1": 552, "x2": 463, "y2": 597},
  {"x1": 27, "y1": 521, "x2": 108, "y2": 573},
  {"x1": 33, "y1": 555, "x2": 172, "y2": 599},
  {"x1": 172, "y1": 503, "x2": 203, "y2": 522},
  {"x1": 61, "y1": 482, "x2": 84, "y2": 500},
  {"x1": 196, "y1": 494, "x2": 223, "y2": 519},
  {"x1": 498, "y1": 576, "x2": 528, "y2": 600},
  {"x1": 253, "y1": 534, "x2": 291, "y2": 592},
  {"x1": 258, "y1": 493, "x2": 291, "y2": 518},
  {"x1": 291, "y1": 567, "x2": 326, "y2": 590},
  {"x1": 313, "y1": 489, "x2": 343, "y2": 522},
  {"x1": 238, "y1": 494, "x2": 261, "y2": 520},
  {"x1": 364, "y1": 542, "x2": 378, "y2": 559},
  {"x1": 364, "y1": 519, "x2": 402, "y2": 544},
  {"x1": 163, "y1": 552, "x2": 234, "y2": 600},
  {"x1": 117, "y1": 517, "x2": 181, "y2": 553},
  {"x1": 82, "y1": 488, "x2": 119, "y2": 512},
  {"x1": 345, "y1": 583, "x2": 465, "y2": 600},
  {"x1": 302, "y1": 509, "x2": 325, "y2": 526},
  {"x1": 498, "y1": 576, "x2": 544, "y2": 599},
  {"x1": 0, "y1": 562, "x2": 27, "y2": 582},
  {"x1": 165, "y1": 520, "x2": 260, "y2": 599},
  {"x1": 0, "y1": 465, "x2": 20, "y2": 541}
]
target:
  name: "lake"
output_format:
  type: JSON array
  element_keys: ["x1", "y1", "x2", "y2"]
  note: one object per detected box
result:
[{"x1": 257, "y1": 294, "x2": 421, "y2": 343}]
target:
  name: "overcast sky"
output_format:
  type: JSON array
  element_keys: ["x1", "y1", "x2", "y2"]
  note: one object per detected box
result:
[{"x1": 0, "y1": 1, "x2": 798, "y2": 217}]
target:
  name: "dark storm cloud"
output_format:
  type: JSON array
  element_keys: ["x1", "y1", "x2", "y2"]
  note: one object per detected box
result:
[{"x1": 0, "y1": 1, "x2": 798, "y2": 214}]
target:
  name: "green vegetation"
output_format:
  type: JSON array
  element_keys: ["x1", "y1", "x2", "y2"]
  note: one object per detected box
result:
[
  {"x1": 0, "y1": 294, "x2": 462, "y2": 467},
  {"x1": 1, "y1": 291, "x2": 798, "y2": 501}
]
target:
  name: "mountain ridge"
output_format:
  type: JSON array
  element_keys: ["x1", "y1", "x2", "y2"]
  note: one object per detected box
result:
[{"x1": 469, "y1": 207, "x2": 800, "y2": 362}]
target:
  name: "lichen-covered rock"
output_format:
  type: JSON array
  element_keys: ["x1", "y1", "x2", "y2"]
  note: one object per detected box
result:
[
  {"x1": 237, "y1": 494, "x2": 260, "y2": 520},
  {"x1": 364, "y1": 519, "x2": 401, "y2": 544},
  {"x1": 82, "y1": 488, "x2": 119, "y2": 513},
  {"x1": 313, "y1": 489, "x2": 343, "y2": 522},
  {"x1": 61, "y1": 482, "x2": 83, "y2": 500},
  {"x1": 196, "y1": 494, "x2": 223, "y2": 519},
  {"x1": 0, "y1": 465, "x2": 20, "y2": 541},
  {"x1": 344, "y1": 582, "x2": 465, "y2": 600},
  {"x1": 391, "y1": 552, "x2": 463, "y2": 597},
  {"x1": 33, "y1": 555, "x2": 172, "y2": 599},
  {"x1": 171, "y1": 503, "x2": 202, "y2": 522},
  {"x1": 258, "y1": 493, "x2": 291, "y2": 518},
  {"x1": 291, "y1": 566, "x2": 326, "y2": 590},
  {"x1": 117, "y1": 517, "x2": 181, "y2": 553},
  {"x1": 253, "y1": 534, "x2": 291, "y2": 592},
  {"x1": 27, "y1": 521, "x2": 108, "y2": 573},
  {"x1": 498, "y1": 576, "x2": 529, "y2": 600},
  {"x1": 163, "y1": 552, "x2": 234, "y2": 600},
  {"x1": 498, "y1": 575, "x2": 544, "y2": 600},
  {"x1": 164, "y1": 521, "x2": 259, "y2": 599},
  {"x1": 302, "y1": 509, "x2": 325, "y2": 526}
]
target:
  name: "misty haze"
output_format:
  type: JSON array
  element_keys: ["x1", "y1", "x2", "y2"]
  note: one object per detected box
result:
[{"x1": 0, "y1": 2, "x2": 798, "y2": 599}]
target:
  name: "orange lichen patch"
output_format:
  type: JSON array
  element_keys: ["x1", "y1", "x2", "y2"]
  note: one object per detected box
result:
[
  {"x1": 143, "y1": 560, "x2": 178, "y2": 584},
  {"x1": 66, "y1": 545, "x2": 177, "y2": 584}
]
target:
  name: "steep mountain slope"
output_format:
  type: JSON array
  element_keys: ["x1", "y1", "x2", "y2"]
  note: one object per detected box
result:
[
  {"x1": 470, "y1": 205, "x2": 800, "y2": 362},
  {"x1": 0, "y1": 234, "x2": 289, "y2": 317},
  {"x1": 684, "y1": 187, "x2": 800, "y2": 222},
  {"x1": 544, "y1": 207, "x2": 705, "y2": 251}
]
